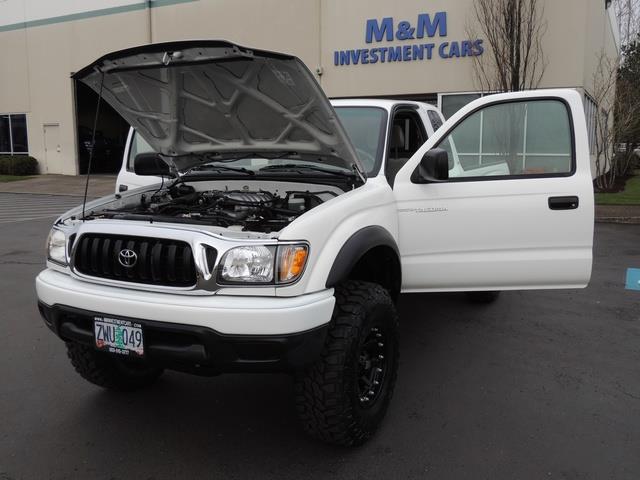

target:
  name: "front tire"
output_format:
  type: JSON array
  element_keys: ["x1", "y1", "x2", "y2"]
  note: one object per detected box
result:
[
  {"x1": 295, "y1": 280, "x2": 399, "y2": 446},
  {"x1": 66, "y1": 342, "x2": 163, "y2": 391}
]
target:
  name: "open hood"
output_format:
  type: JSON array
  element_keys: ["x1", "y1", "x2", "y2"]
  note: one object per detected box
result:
[{"x1": 73, "y1": 40, "x2": 364, "y2": 175}]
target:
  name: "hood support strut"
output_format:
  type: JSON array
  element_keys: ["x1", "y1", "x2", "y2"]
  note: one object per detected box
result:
[{"x1": 82, "y1": 70, "x2": 105, "y2": 221}]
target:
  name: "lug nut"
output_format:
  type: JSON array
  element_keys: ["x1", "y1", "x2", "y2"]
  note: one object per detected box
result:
[
  {"x1": 376, "y1": 333, "x2": 382, "y2": 338},
  {"x1": 369, "y1": 390, "x2": 375, "y2": 395},
  {"x1": 378, "y1": 354, "x2": 384, "y2": 360},
  {"x1": 371, "y1": 327, "x2": 379, "y2": 332},
  {"x1": 378, "y1": 342, "x2": 384, "y2": 347},
  {"x1": 373, "y1": 380, "x2": 380, "y2": 386},
  {"x1": 376, "y1": 367, "x2": 383, "y2": 373}
]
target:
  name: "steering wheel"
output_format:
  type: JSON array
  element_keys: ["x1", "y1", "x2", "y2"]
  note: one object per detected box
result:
[{"x1": 355, "y1": 147, "x2": 375, "y2": 167}]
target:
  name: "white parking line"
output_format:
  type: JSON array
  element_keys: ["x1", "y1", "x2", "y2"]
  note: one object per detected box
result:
[{"x1": 0, "y1": 193, "x2": 84, "y2": 224}]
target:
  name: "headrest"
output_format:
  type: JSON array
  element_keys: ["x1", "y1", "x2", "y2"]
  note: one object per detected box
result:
[{"x1": 391, "y1": 125, "x2": 405, "y2": 149}]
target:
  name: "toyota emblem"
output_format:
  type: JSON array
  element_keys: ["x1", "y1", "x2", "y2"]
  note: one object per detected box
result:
[{"x1": 118, "y1": 249, "x2": 138, "y2": 268}]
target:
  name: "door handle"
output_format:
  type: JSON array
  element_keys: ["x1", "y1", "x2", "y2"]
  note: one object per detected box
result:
[{"x1": 548, "y1": 196, "x2": 579, "y2": 210}]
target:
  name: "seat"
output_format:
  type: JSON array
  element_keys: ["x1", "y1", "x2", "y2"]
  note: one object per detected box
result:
[{"x1": 386, "y1": 125, "x2": 409, "y2": 187}]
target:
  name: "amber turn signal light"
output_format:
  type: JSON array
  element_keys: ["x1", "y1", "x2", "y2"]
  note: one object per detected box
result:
[{"x1": 278, "y1": 245, "x2": 308, "y2": 283}]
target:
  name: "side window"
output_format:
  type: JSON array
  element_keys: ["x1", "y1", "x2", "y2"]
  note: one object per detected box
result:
[
  {"x1": 387, "y1": 109, "x2": 427, "y2": 185},
  {"x1": 427, "y1": 110, "x2": 443, "y2": 132},
  {"x1": 439, "y1": 100, "x2": 573, "y2": 179},
  {"x1": 127, "y1": 131, "x2": 154, "y2": 171}
]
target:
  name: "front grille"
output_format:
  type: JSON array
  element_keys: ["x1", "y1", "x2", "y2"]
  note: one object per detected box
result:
[{"x1": 73, "y1": 234, "x2": 199, "y2": 288}]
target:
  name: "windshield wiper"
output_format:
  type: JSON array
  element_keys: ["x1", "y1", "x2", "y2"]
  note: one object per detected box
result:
[
  {"x1": 187, "y1": 163, "x2": 255, "y2": 175},
  {"x1": 182, "y1": 151, "x2": 300, "y2": 176},
  {"x1": 203, "y1": 151, "x2": 297, "y2": 163},
  {"x1": 259, "y1": 164, "x2": 352, "y2": 176}
]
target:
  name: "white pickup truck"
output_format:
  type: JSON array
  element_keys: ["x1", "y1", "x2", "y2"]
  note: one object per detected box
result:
[{"x1": 36, "y1": 40, "x2": 594, "y2": 446}]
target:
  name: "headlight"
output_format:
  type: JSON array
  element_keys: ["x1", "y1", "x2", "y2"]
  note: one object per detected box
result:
[
  {"x1": 219, "y1": 245, "x2": 275, "y2": 283},
  {"x1": 218, "y1": 243, "x2": 309, "y2": 285},
  {"x1": 46, "y1": 228, "x2": 67, "y2": 265}
]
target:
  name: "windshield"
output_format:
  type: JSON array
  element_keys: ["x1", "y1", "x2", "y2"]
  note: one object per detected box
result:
[{"x1": 334, "y1": 107, "x2": 387, "y2": 175}]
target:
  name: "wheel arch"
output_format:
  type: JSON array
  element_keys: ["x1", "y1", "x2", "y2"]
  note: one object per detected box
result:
[{"x1": 325, "y1": 226, "x2": 401, "y2": 301}]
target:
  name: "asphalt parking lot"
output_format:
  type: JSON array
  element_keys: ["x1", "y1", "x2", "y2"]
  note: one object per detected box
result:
[{"x1": 0, "y1": 195, "x2": 639, "y2": 480}]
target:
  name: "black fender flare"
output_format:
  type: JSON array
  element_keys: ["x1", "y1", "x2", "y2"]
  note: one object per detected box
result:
[{"x1": 325, "y1": 225, "x2": 401, "y2": 293}]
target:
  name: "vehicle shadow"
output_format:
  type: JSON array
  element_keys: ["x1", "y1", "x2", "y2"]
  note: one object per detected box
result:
[{"x1": 52, "y1": 292, "x2": 504, "y2": 478}]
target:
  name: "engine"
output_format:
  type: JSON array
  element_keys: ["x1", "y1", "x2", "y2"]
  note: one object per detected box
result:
[{"x1": 93, "y1": 184, "x2": 334, "y2": 233}]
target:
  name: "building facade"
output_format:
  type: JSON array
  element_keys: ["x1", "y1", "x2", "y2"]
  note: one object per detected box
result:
[{"x1": 0, "y1": 0, "x2": 620, "y2": 175}]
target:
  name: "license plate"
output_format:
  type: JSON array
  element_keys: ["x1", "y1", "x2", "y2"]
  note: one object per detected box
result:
[{"x1": 94, "y1": 316, "x2": 144, "y2": 357}]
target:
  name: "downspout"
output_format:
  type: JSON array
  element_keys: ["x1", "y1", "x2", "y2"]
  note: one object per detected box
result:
[
  {"x1": 147, "y1": 0, "x2": 153, "y2": 43},
  {"x1": 317, "y1": 0, "x2": 323, "y2": 85}
]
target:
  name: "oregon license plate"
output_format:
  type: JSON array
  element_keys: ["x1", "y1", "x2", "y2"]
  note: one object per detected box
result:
[{"x1": 94, "y1": 316, "x2": 144, "y2": 357}]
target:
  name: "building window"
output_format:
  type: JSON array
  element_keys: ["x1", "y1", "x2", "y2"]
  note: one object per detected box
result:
[
  {"x1": 438, "y1": 92, "x2": 484, "y2": 119},
  {"x1": 0, "y1": 114, "x2": 29, "y2": 154},
  {"x1": 584, "y1": 94, "x2": 597, "y2": 154}
]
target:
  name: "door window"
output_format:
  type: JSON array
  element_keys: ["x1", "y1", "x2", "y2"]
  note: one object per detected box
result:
[
  {"x1": 439, "y1": 99, "x2": 573, "y2": 179},
  {"x1": 387, "y1": 109, "x2": 427, "y2": 185}
]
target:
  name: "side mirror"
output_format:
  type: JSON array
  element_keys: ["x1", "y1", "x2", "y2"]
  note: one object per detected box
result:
[
  {"x1": 411, "y1": 148, "x2": 450, "y2": 183},
  {"x1": 134, "y1": 153, "x2": 174, "y2": 177}
]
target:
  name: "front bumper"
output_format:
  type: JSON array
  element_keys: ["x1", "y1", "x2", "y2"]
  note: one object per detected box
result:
[
  {"x1": 38, "y1": 302, "x2": 328, "y2": 374},
  {"x1": 36, "y1": 269, "x2": 335, "y2": 374},
  {"x1": 36, "y1": 269, "x2": 335, "y2": 335}
]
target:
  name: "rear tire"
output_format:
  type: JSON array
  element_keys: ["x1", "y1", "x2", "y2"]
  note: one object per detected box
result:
[
  {"x1": 466, "y1": 291, "x2": 501, "y2": 304},
  {"x1": 294, "y1": 280, "x2": 399, "y2": 446},
  {"x1": 66, "y1": 342, "x2": 163, "y2": 391}
]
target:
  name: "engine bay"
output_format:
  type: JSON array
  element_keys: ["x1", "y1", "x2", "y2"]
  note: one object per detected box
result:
[{"x1": 89, "y1": 183, "x2": 338, "y2": 233}]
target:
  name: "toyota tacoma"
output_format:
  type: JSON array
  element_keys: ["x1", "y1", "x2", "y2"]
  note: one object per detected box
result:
[{"x1": 36, "y1": 40, "x2": 594, "y2": 446}]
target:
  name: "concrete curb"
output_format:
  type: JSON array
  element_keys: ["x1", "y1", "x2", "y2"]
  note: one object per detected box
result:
[
  {"x1": 595, "y1": 217, "x2": 640, "y2": 225},
  {"x1": 595, "y1": 205, "x2": 640, "y2": 225}
]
